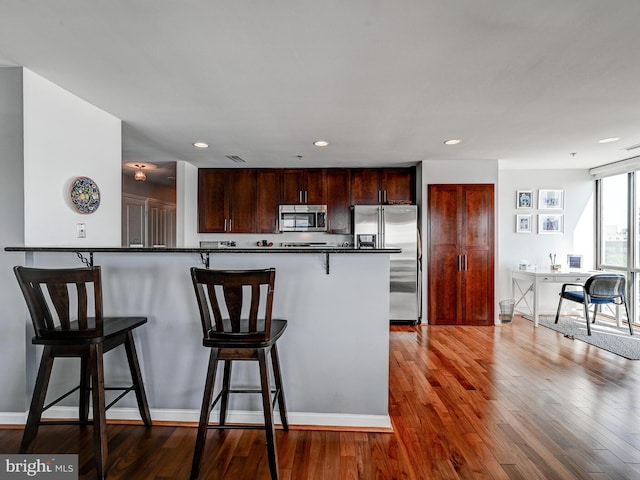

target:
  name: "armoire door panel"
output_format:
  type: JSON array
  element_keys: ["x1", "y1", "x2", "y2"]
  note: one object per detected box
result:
[
  {"x1": 461, "y1": 250, "x2": 494, "y2": 325},
  {"x1": 461, "y1": 186, "x2": 493, "y2": 248},
  {"x1": 429, "y1": 186, "x2": 459, "y2": 246},
  {"x1": 428, "y1": 248, "x2": 459, "y2": 325}
]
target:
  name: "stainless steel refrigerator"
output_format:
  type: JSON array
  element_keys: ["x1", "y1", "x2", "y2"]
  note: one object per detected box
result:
[{"x1": 353, "y1": 205, "x2": 421, "y2": 324}]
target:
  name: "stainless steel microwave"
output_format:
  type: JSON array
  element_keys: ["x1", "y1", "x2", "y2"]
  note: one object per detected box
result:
[{"x1": 278, "y1": 205, "x2": 328, "y2": 232}]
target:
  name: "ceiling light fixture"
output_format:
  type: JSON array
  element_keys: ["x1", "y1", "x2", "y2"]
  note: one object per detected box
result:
[
  {"x1": 134, "y1": 164, "x2": 146, "y2": 182},
  {"x1": 313, "y1": 140, "x2": 329, "y2": 147},
  {"x1": 193, "y1": 142, "x2": 209, "y2": 148},
  {"x1": 598, "y1": 137, "x2": 621, "y2": 144},
  {"x1": 444, "y1": 139, "x2": 462, "y2": 145}
]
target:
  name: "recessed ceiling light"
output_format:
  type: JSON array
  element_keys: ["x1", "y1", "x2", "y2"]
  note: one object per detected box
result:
[
  {"x1": 598, "y1": 137, "x2": 620, "y2": 144},
  {"x1": 444, "y1": 139, "x2": 462, "y2": 145},
  {"x1": 313, "y1": 140, "x2": 329, "y2": 147},
  {"x1": 193, "y1": 142, "x2": 209, "y2": 148}
]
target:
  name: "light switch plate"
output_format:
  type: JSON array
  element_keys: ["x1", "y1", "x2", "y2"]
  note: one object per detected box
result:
[{"x1": 77, "y1": 223, "x2": 86, "y2": 238}]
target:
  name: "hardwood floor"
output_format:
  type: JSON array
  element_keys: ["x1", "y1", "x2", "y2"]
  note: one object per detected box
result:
[{"x1": 3, "y1": 316, "x2": 640, "y2": 479}]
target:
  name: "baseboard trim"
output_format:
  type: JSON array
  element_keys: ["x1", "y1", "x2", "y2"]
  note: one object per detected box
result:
[
  {"x1": 0, "y1": 408, "x2": 392, "y2": 432},
  {"x1": 0, "y1": 412, "x2": 26, "y2": 426}
]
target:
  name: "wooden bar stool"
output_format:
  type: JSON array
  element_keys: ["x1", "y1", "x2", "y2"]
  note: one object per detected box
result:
[
  {"x1": 14, "y1": 266, "x2": 152, "y2": 480},
  {"x1": 189, "y1": 267, "x2": 288, "y2": 480}
]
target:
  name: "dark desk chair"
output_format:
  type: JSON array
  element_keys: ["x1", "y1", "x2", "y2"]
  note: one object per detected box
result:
[
  {"x1": 555, "y1": 273, "x2": 633, "y2": 336},
  {"x1": 190, "y1": 267, "x2": 288, "y2": 480},
  {"x1": 14, "y1": 266, "x2": 152, "y2": 480}
]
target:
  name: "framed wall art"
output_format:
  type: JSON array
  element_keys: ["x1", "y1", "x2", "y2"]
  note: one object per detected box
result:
[
  {"x1": 567, "y1": 254, "x2": 583, "y2": 270},
  {"x1": 516, "y1": 190, "x2": 533, "y2": 209},
  {"x1": 538, "y1": 214, "x2": 563, "y2": 234},
  {"x1": 538, "y1": 189, "x2": 563, "y2": 210},
  {"x1": 516, "y1": 214, "x2": 532, "y2": 233}
]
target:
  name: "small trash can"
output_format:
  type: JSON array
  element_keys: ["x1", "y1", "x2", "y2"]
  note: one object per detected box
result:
[{"x1": 499, "y1": 299, "x2": 515, "y2": 324}]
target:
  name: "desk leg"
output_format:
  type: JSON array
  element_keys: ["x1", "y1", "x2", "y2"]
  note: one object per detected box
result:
[
  {"x1": 533, "y1": 279, "x2": 539, "y2": 327},
  {"x1": 512, "y1": 278, "x2": 534, "y2": 315}
]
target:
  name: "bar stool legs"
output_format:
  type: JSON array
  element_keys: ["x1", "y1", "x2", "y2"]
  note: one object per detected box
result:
[
  {"x1": 190, "y1": 345, "x2": 289, "y2": 480},
  {"x1": 259, "y1": 349, "x2": 278, "y2": 480},
  {"x1": 191, "y1": 348, "x2": 220, "y2": 480},
  {"x1": 20, "y1": 346, "x2": 55, "y2": 454}
]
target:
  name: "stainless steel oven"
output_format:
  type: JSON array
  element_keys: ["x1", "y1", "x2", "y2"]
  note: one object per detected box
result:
[{"x1": 278, "y1": 205, "x2": 328, "y2": 232}]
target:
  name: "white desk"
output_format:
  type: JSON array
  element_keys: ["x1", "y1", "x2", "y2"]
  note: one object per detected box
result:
[{"x1": 511, "y1": 270, "x2": 593, "y2": 327}]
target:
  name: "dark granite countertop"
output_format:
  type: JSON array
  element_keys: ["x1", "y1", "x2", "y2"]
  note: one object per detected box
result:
[{"x1": 5, "y1": 246, "x2": 400, "y2": 254}]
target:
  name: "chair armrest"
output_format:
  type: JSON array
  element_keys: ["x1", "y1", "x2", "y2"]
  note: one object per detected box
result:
[{"x1": 560, "y1": 283, "x2": 586, "y2": 294}]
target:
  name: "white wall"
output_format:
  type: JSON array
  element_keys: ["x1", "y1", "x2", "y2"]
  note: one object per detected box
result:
[
  {"x1": 0, "y1": 67, "x2": 26, "y2": 414},
  {"x1": 23, "y1": 69, "x2": 122, "y2": 246},
  {"x1": 497, "y1": 168, "x2": 594, "y2": 312},
  {"x1": 175, "y1": 161, "x2": 198, "y2": 247}
]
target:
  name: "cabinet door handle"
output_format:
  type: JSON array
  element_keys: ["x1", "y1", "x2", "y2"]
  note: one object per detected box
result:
[
  {"x1": 304, "y1": 191, "x2": 308, "y2": 203},
  {"x1": 378, "y1": 190, "x2": 382, "y2": 204},
  {"x1": 457, "y1": 255, "x2": 461, "y2": 271},
  {"x1": 224, "y1": 219, "x2": 227, "y2": 232},
  {"x1": 229, "y1": 219, "x2": 232, "y2": 231},
  {"x1": 464, "y1": 254, "x2": 468, "y2": 271},
  {"x1": 383, "y1": 190, "x2": 387, "y2": 203},
  {"x1": 299, "y1": 191, "x2": 302, "y2": 203}
]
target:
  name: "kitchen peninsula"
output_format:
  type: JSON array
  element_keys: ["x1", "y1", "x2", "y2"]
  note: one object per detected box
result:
[{"x1": 7, "y1": 246, "x2": 398, "y2": 430}]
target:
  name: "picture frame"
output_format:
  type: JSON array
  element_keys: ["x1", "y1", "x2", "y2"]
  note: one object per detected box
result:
[
  {"x1": 516, "y1": 190, "x2": 533, "y2": 209},
  {"x1": 538, "y1": 189, "x2": 563, "y2": 210},
  {"x1": 567, "y1": 254, "x2": 583, "y2": 270},
  {"x1": 538, "y1": 214, "x2": 563, "y2": 234},
  {"x1": 516, "y1": 214, "x2": 532, "y2": 233}
]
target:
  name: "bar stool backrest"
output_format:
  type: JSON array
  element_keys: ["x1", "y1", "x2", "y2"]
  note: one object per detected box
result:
[
  {"x1": 190, "y1": 267, "x2": 276, "y2": 342},
  {"x1": 14, "y1": 266, "x2": 103, "y2": 340}
]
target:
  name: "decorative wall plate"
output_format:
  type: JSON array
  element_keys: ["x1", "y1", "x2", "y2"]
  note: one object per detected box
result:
[{"x1": 69, "y1": 176, "x2": 101, "y2": 214}]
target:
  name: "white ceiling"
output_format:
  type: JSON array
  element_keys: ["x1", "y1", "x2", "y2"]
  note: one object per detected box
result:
[{"x1": 2, "y1": 1, "x2": 640, "y2": 174}]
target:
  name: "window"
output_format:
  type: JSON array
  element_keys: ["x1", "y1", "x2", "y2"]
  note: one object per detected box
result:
[
  {"x1": 596, "y1": 173, "x2": 632, "y2": 324},
  {"x1": 599, "y1": 174, "x2": 628, "y2": 268}
]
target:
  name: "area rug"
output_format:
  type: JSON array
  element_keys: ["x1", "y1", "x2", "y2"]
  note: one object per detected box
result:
[{"x1": 523, "y1": 314, "x2": 640, "y2": 360}]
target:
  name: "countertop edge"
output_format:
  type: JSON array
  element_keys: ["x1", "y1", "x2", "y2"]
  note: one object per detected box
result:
[{"x1": 5, "y1": 246, "x2": 401, "y2": 254}]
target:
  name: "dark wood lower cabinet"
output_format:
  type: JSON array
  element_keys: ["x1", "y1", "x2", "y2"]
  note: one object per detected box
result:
[{"x1": 428, "y1": 184, "x2": 494, "y2": 325}]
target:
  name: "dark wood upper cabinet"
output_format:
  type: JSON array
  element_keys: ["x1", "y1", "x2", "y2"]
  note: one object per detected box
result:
[
  {"x1": 350, "y1": 169, "x2": 381, "y2": 205},
  {"x1": 382, "y1": 168, "x2": 415, "y2": 204},
  {"x1": 228, "y1": 170, "x2": 257, "y2": 233},
  {"x1": 199, "y1": 166, "x2": 415, "y2": 234},
  {"x1": 326, "y1": 169, "x2": 351, "y2": 234},
  {"x1": 198, "y1": 169, "x2": 228, "y2": 233},
  {"x1": 256, "y1": 170, "x2": 281, "y2": 233},
  {"x1": 351, "y1": 167, "x2": 415, "y2": 205},
  {"x1": 282, "y1": 169, "x2": 327, "y2": 205},
  {"x1": 198, "y1": 169, "x2": 256, "y2": 233}
]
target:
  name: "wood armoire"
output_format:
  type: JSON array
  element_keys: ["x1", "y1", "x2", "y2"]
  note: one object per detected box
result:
[{"x1": 427, "y1": 184, "x2": 495, "y2": 325}]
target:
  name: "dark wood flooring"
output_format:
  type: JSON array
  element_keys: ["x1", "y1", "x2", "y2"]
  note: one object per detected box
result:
[{"x1": 3, "y1": 316, "x2": 640, "y2": 479}]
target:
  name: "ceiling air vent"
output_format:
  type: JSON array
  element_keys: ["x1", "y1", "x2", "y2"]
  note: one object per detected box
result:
[{"x1": 226, "y1": 155, "x2": 246, "y2": 163}]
